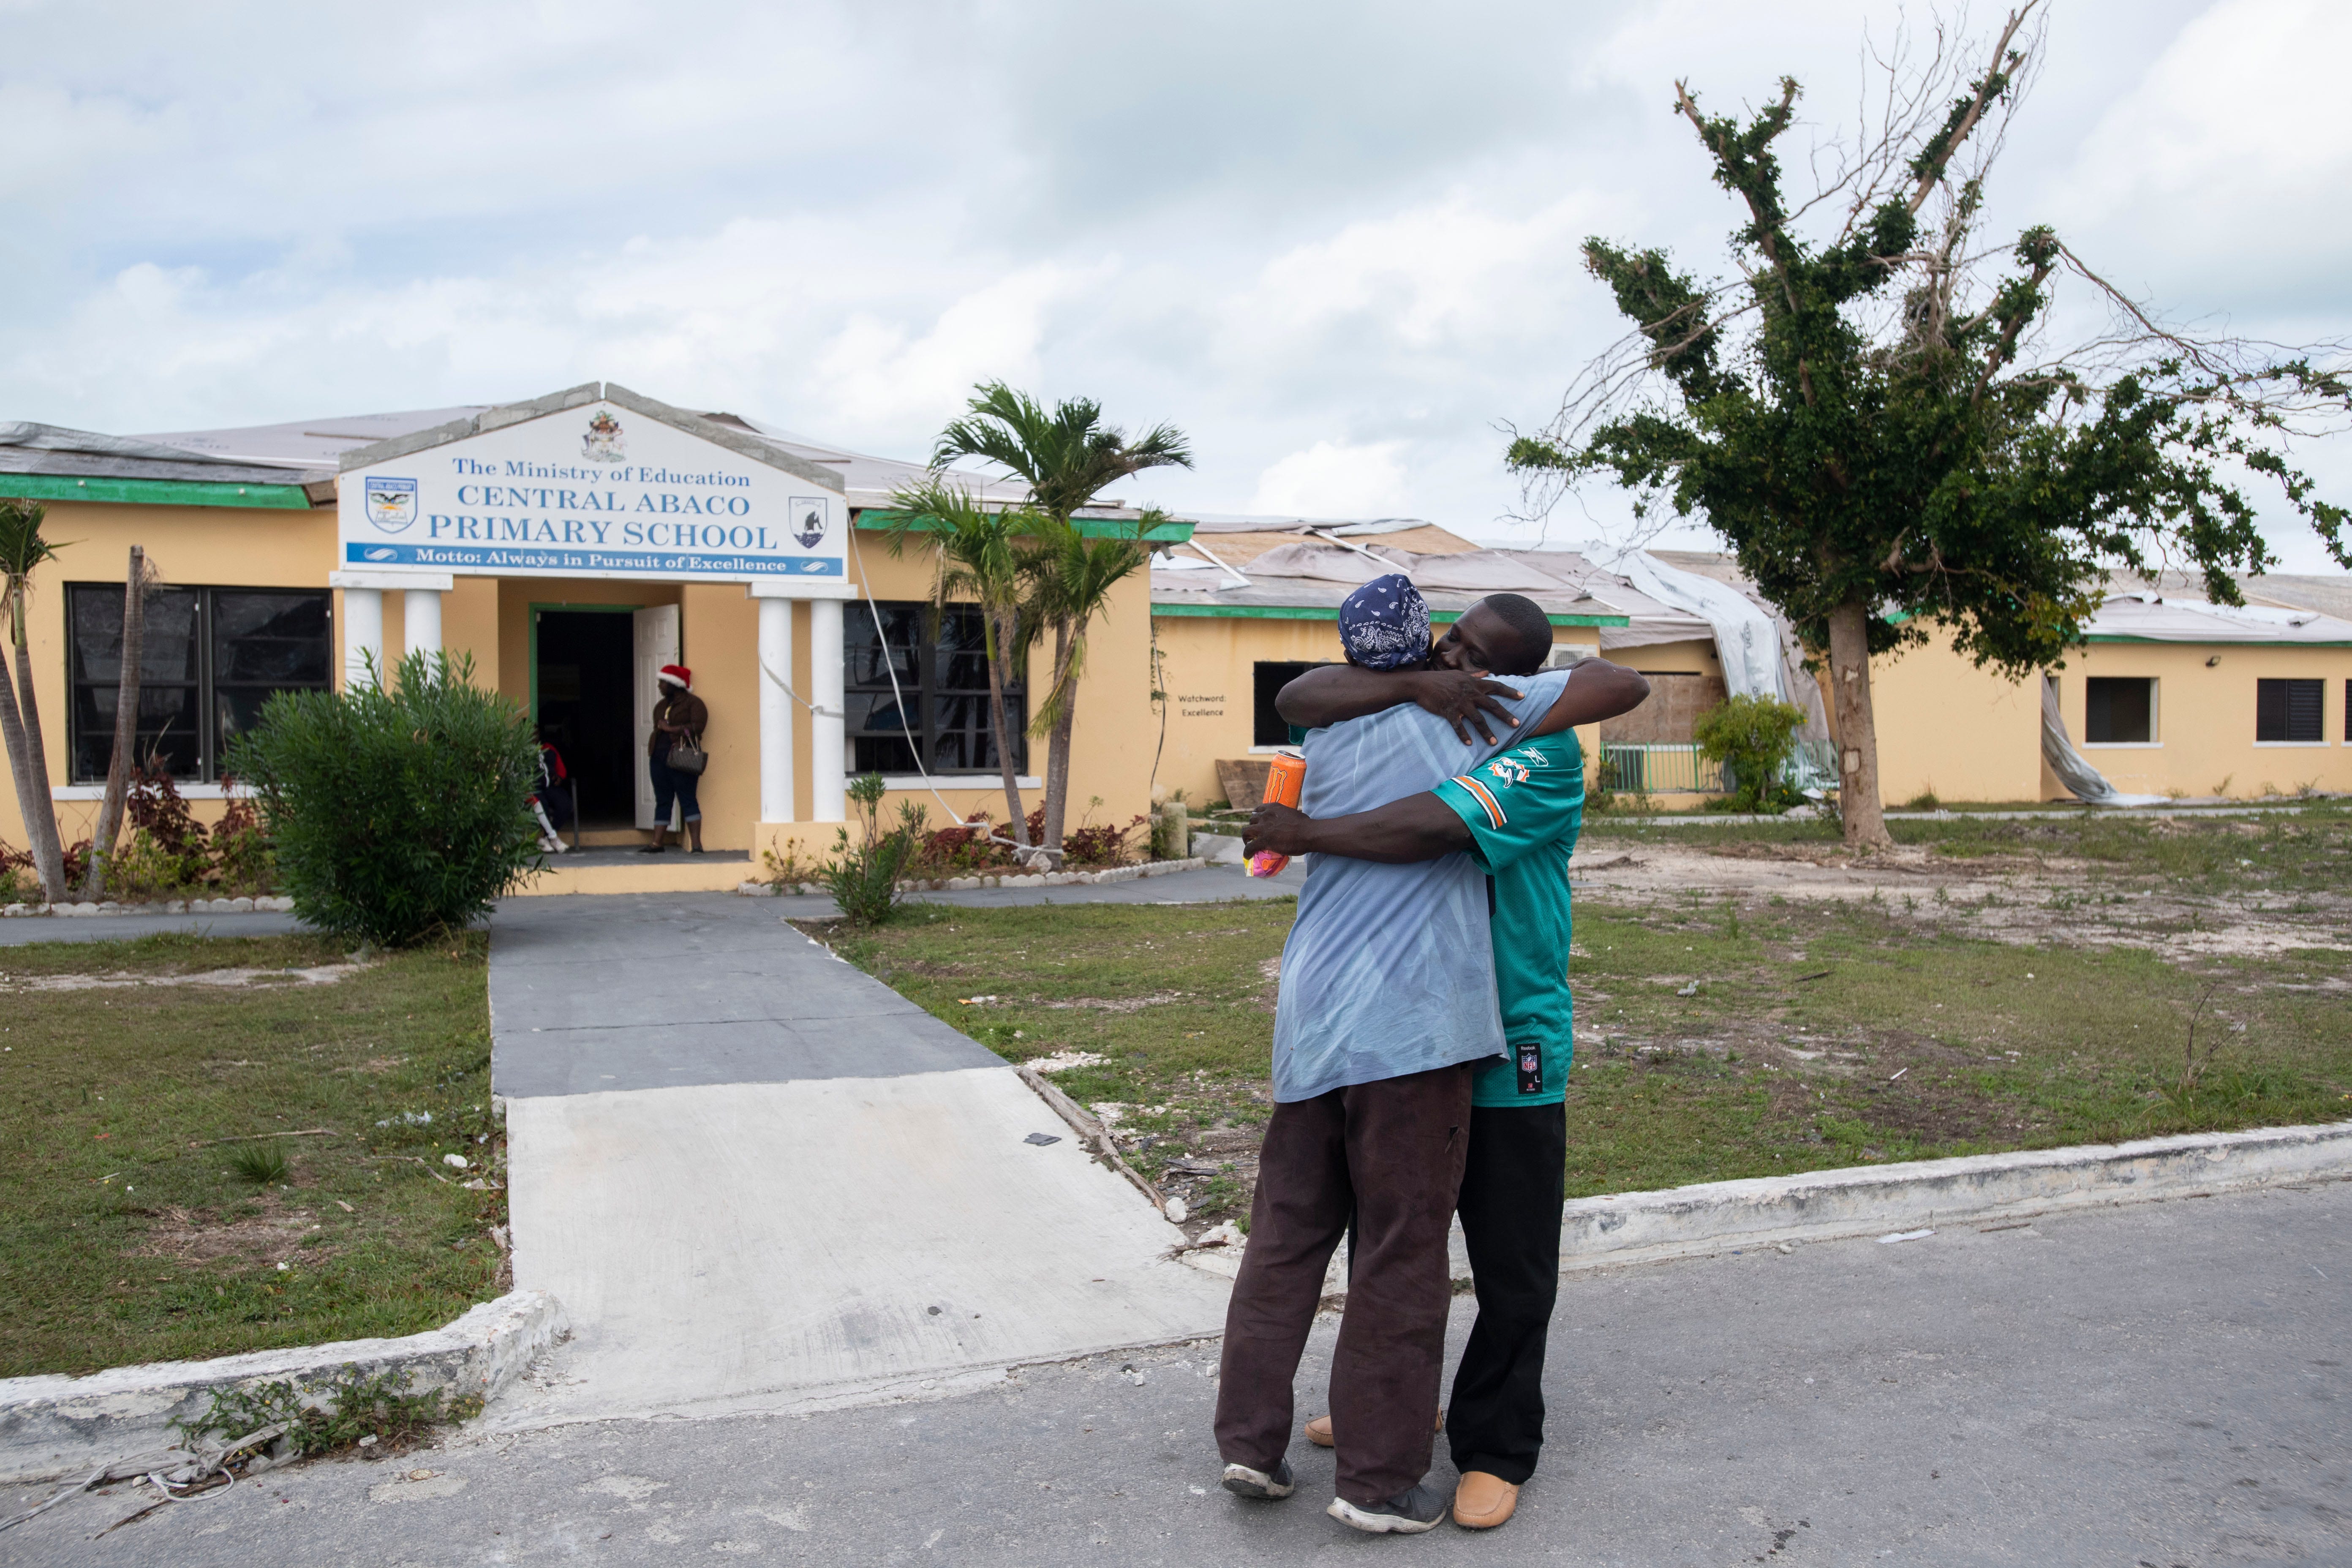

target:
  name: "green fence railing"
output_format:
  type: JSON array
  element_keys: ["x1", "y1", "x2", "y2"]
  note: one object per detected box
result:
[{"x1": 1599, "y1": 743, "x2": 1731, "y2": 795}]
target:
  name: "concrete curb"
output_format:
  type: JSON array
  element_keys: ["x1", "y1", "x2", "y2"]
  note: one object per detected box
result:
[
  {"x1": 1176, "y1": 1121, "x2": 2352, "y2": 1289},
  {"x1": 0, "y1": 1288, "x2": 565, "y2": 1484},
  {"x1": 1556, "y1": 1120, "x2": 2352, "y2": 1272}
]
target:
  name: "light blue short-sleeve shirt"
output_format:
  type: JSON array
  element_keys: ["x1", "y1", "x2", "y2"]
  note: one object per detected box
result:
[{"x1": 1270, "y1": 668, "x2": 1571, "y2": 1102}]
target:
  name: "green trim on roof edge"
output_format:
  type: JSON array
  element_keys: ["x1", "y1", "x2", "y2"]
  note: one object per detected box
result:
[
  {"x1": 1152, "y1": 602, "x2": 1628, "y2": 627},
  {"x1": 855, "y1": 507, "x2": 1193, "y2": 542},
  {"x1": 0, "y1": 474, "x2": 318, "y2": 510}
]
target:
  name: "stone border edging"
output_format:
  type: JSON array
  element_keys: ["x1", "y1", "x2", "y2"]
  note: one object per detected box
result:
[
  {"x1": 0, "y1": 1288, "x2": 565, "y2": 1484},
  {"x1": 3, "y1": 895, "x2": 297, "y2": 918},
  {"x1": 1555, "y1": 1119, "x2": 2352, "y2": 1272},
  {"x1": 737, "y1": 857, "x2": 1211, "y2": 898}
]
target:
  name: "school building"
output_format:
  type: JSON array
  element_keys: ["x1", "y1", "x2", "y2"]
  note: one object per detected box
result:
[
  {"x1": 0, "y1": 383, "x2": 1179, "y2": 894},
  {"x1": 2, "y1": 381, "x2": 2346, "y2": 899}
]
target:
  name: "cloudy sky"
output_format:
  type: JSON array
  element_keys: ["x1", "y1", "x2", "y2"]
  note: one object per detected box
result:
[{"x1": 5, "y1": 0, "x2": 2346, "y2": 568}]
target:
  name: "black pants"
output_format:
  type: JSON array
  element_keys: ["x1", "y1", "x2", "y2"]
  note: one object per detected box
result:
[
  {"x1": 1341, "y1": 1100, "x2": 1568, "y2": 1486},
  {"x1": 1447, "y1": 1102, "x2": 1568, "y2": 1485}
]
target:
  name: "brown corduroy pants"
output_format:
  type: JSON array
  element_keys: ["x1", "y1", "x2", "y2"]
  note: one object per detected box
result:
[{"x1": 1213, "y1": 1063, "x2": 1472, "y2": 1506}]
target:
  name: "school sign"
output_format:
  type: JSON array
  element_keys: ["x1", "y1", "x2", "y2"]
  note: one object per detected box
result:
[{"x1": 338, "y1": 384, "x2": 846, "y2": 583}]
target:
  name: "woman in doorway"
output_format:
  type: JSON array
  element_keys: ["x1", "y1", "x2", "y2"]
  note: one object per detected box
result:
[{"x1": 643, "y1": 663, "x2": 709, "y2": 854}]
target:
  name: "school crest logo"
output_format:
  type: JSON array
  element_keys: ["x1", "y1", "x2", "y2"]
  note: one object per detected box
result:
[
  {"x1": 582, "y1": 409, "x2": 626, "y2": 463},
  {"x1": 363, "y1": 476, "x2": 417, "y2": 532},
  {"x1": 789, "y1": 495, "x2": 829, "y2": 549}
]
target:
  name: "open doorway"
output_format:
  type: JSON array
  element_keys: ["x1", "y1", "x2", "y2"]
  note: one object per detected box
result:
[{"x1": 534, "y1": 609, "x2": 639, "y2": 830}]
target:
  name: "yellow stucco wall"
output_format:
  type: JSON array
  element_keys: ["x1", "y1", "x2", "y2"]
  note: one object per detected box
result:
[
  {"x1": 1861, "y1": 626, "x2": 2046, "y2": 805},
  {"x1": 1, "y1": 500, "x2": 1162, "y2": 866},
  {"x1": 15, "y1": 499, "x2": 334, "y2": 848},
  {"x1": 754, "y1": 523, "x2": 1160, "y2": 869},
  {"x1": 1151, "y1": 615, "x2": 1345, "y2": 806},
  {"x1": 2053, "y1": 641, "x2": 2352, "y2": 798}
]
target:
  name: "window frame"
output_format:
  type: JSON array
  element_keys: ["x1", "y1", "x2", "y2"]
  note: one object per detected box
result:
[
  {"x1": 2254, "y1": 677, "x2": 2326, "y2": 746},
  {"x1": 2082, "y1": 675, "x2": 2160, "y2": 748},
  {"x1": 65, "y1": 582, "x2": 335, "y2": 784},
  {"x1": 842, "y1": 599, "x2": 1026, "y2": 776}
]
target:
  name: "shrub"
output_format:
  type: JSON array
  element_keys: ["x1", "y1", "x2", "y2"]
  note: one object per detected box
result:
[
  {"x1": 1063, "y1": 803, "x2": 1147, "y2": 868},
  {"x1": 820, "y1": 773, "x2": 923, "y2": 924},
  {"x1": 226, "y1": 651, "x2": 543, "y2": 946},
  {"x1": 1692, "y1": 694, "x2": 1808, "y2": 814}
]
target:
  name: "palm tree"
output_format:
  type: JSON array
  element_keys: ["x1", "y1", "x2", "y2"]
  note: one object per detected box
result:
[
  {"x1": 931, "y1": 383, "x2": 1191, "y2": 852},
  {"x1": 0, "y1": 500, "x2": 68, "y2": 899},
  {"x1": 1021, "y1": 511, "x2": 1164, "y2": 852},
  {"x1": 883, "y1": 478, "x2": 1042, "y2": 851}
]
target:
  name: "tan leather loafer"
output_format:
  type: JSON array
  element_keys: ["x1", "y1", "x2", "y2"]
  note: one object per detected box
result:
[
  {"x1": 1451, "y1": 1471, "x2": 1519, "y2": 1530},
  {"x1": 1304, "y1": 1410, "x2": 1440, "y2": 1448}
]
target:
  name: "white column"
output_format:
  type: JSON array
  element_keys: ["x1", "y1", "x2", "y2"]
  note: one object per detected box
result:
[
  {"x1": 403, "y1": 588, "x2": 443, "y2": 663},
  {"x1": 758, "y1": 595, "x2": 795, "y2": 822},
  {"x1": 810, "y1": 597, "x2": 846, "y2": 822},
  {"x1": 341, "y1": 587, "x2": 384, "y2": 690}
]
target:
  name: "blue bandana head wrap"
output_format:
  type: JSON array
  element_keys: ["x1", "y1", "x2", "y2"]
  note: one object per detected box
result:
[{"x1": 1338, "y1": 572, "x2": 1431, "y2": 671}]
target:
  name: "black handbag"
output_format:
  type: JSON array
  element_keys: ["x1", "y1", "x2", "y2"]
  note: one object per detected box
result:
[{"x1": 666, "y1": 737, "x2": 708, "y2": 776}]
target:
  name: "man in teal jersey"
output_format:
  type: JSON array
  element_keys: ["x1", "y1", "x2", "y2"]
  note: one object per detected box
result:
[{"x1": 1248, "y1": 592, "x2": 1641, "y2": 1532}]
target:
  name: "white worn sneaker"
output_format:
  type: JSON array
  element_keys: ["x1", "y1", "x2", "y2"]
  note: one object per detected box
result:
[
  {"x1": 1328, "y1": 1483, "x2": 1448, "y2": 1534},
  {"x1": 1220, "y1": 1459, "x2": 1295, "y2": 1499}
]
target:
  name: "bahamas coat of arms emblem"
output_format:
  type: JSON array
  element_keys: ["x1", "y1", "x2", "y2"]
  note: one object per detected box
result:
[{"x1": 582, "y1": 410, "x2": 625, "y2": 463}]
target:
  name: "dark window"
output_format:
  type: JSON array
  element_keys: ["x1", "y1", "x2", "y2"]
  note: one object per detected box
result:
[
  {"x1": 844, "y1": 601, "x2": 1023, "y2": 774},
  {"x1": 2255, "y1": 678, "x2": 2323, "y2": 743},
  {"x1": 1252, "y1": 662, "x2": 1324, "y2": 747},
  {"x1": 2084, "y1": 677, "x2": 2155, "y2": 743},
  {"x1": 67, "y1": 583, "x2": 332, "y2": 783}
]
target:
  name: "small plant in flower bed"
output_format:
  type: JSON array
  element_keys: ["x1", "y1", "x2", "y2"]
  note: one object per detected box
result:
[
  {"x1": 1061, "y1": 803, "x2": 1149, "y2": 868},
  {"x1": 912, "y1": 815, "x2": 1022, "y2": 874},
  {"x1": 1, "y1": 765, "x2": 277, "y2": 902}
]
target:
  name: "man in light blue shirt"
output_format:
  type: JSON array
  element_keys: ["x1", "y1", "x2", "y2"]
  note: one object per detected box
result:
[{"x1": 1213, "y1": 580, "x2": 1649, "y2": 1534}]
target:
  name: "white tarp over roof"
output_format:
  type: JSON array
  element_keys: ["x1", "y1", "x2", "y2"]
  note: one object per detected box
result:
[{"x1": 2083, "y1": 592, "x2": 2352, "y2": 644}]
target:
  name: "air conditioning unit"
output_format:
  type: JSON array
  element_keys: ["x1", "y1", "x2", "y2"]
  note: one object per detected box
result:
[{"x1": 1543, "y1": 642, "x2": 1600, "y2": 670}]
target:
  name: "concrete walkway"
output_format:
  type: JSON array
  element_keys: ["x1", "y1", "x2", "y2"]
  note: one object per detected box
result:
[
  {"x1": 489, "y1": 893, "x2": 1235, "y2": 1427},
  {"x1": 11, "y1": 1177, "x2": 2344, "y2": 1564}
]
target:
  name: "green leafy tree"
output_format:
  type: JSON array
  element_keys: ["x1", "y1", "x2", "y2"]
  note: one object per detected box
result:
[
  {"x1": 930, "y1": 383, "x2": 1192, "y2": 854},
  {"x1": 0, "y1": 499, "x2": 68, "y2": 898},
  {"x1": 228, "y1": 651, "x2": 542, "y2": 945},
  {"x1": 1692, "y1": 693, "x2": 1807, "y2": 814},
  {"x1": 1509, "y1": 5, "x2": 2349, "y2": 847},
  {"x1": 883, "y1": 478, "x2": 1044, "y2": 851}
]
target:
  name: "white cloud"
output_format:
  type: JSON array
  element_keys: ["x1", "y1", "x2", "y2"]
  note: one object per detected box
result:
[
  {"x1": 1249, "y1": 441, "x2": 1410, "y2": 518},
  {"x1": 0, "y1": 0, "x2": 2337, "y2": 573}
]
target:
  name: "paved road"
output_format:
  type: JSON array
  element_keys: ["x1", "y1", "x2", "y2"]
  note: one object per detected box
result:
[{"x1": 9, "y1": 1180, "x2": 2344, "y2": 1565}]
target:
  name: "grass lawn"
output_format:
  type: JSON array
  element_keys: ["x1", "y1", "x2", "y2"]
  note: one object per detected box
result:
[
  {"x1": 0, "y1": 932, "x2": 505, "y2": 1379},
  {"x1": 819, "y1": 882, "x2": 2352, "y2": 1228}
]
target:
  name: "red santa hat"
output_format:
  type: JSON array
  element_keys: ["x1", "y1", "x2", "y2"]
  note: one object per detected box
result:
[{"x1": 657, "y1": 663, "x2": 693, "y2": 690}]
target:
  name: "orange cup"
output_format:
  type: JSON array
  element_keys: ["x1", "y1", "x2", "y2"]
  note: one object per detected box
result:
[{"x1": 1247, "y1": 751, "x2": 1307, "y2": 877}]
